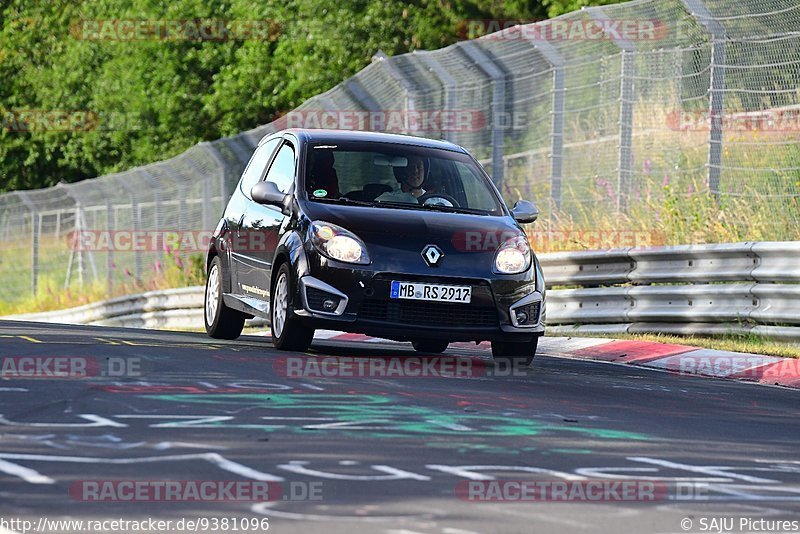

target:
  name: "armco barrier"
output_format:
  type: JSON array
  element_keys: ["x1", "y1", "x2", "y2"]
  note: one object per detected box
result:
[
  {"x1": 3, "y1": 241, "x2": 799, "y2": 340},
  {"x1": 2, "y1": 287, "x2": 264, "y2": 330},
  {"x1": 541, "y1": 241, "x2": 800, "y2": 341}
]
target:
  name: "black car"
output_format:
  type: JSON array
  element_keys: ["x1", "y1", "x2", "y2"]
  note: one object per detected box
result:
[{"x1": 204, "y1": 129, "x2": 546, "y2": 365}]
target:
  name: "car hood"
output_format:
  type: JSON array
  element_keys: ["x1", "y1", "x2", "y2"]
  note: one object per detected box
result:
[{"x1": 301, "y1": 201, "x2": 528, "y2": 278}]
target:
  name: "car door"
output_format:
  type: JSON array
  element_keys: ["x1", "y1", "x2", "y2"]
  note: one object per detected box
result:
[
  {"x1": 236, "y1": 140, "x2": 297, "y2": 303},
  {"x1": 229, "y1": 138, "x2": 281, "y2": 295}
]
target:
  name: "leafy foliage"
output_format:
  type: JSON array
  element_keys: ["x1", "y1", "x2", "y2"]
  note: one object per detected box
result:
[{"x1": 1, "y1": 0, "x2": 606, "y2": 192}]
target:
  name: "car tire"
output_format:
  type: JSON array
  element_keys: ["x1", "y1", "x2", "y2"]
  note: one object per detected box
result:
[
  {"x1": 271, "y1": 263, "x2": 315, "y2": 351},
  {"x1": 491, "y1": 337, "x2": 538, "y2": 367},
  {"x1": 412, "y1": 340, "x2": 449, "y2": 353},
  {"x1": 205, "y1": 256, "x2": 246, "y2": 340}
]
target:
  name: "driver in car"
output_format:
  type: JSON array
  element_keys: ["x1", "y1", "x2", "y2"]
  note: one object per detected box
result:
[{"x1": 376, "y1": 156, "x2": 426, "y2": 204}]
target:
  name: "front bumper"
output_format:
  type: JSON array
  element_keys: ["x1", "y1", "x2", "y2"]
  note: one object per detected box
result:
[{"x1": 293, "y1": 262, "x2": 545, "y2": 343}]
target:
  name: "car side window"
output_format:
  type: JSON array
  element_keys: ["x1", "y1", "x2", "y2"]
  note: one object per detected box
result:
[
  {"x1": 239, "y1": 139, "x2": 281, "y2": 198},
  {"x1": 264, "y1": 143, "x2": 296, "y2": 193}
]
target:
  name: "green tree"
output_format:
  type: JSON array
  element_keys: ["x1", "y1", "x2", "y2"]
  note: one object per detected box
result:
[{"x1": 0, "y1": 0, "x2": 614, "y2": 193}]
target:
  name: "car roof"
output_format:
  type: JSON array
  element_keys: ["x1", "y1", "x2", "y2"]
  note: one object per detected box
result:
[{"x1": 260, "y1": 128, "x2": 467, "y2": 153}]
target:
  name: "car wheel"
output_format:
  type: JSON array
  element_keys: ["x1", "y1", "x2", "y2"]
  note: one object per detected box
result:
[
  {"x1": 271, "y1": 263, "x2": 315, "y2": 351},
  {"x1": 491, "y1": 337, "x2": 538, "y2": 367},
  {"x1": 411, "y1": 340, "x2": 449, "y2": 353},
  {"x1": 205, "y1": 256, "x2": 246, "y2": 339}
]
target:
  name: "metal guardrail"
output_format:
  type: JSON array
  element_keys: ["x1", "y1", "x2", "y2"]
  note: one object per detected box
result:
[
  {"x1": 542, "y1": 241, "x2": 800, "y2": 341},
  {"x1": 4, "y1": 241, "x2": 799, "y2": 340}
]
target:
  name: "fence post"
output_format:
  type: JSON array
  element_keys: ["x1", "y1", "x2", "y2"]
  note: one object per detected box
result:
[
  {"x1": 528, "y1": 38, "x2": 565, "y2": 212},
  {"x1": 119, "y1": 181, "x2": 142, "y2": 282},
  {"x1": 200, "y1": 141, "x2": 231, "y2": 211},
  {"x1": 461, "y1": 41, "x2": 506, "y2": 186},
  {"x1": 414, "y1": 51, "x2": 457, "y2": 142},
  {"x1": 138, "y1": 169, "x2": 161, "y2": 230},
  {"x1": 344, "y1": 77, "x2": 383, "y2": 126},
  {"x1": 588, "y1": 8, "x2": 635, "y2": 213},
  {"x1": 184, "y1": 150, "x2": 216, "y2": 233},
  {"x1": 106, "y1": 195, "x2": 115, "y2": 295},
  {"x1": 373, "y1": 51, "x2": 417, "y2": 135},
  {"x1": 680, "y1": 0, "x2": 726, "y2": 197},
  {"x1": 16, "y1": 192, "x2": 39, "y2": 295}
]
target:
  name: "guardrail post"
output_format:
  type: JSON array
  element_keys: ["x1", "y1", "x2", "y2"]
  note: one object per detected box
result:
[
  {"x1": 587, "y1": 8, "x2": 635, "y2": 212},
  {"x1": 527, "y1": 38, "x2": 565, "y2": 212},
  {"x1": 461, "y1": 41, "x2": 506, "y2": 186},
  {"x1": 414, "y1": 51, "x2": 457, "y2": 142},
  {"x1": 16, "y1": 192, "x2": 39, "y2": 295},
  {"x1": 680, "y1": 0, "x2": 726, "y2": 198}
]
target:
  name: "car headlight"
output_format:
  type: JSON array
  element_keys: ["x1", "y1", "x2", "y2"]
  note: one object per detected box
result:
[
  {"x1": 309, "y1": 221, "x2": 370, "y2": 264},
  {"x1": 493, "y1": 235, "x2": 531, "y2": 274}
]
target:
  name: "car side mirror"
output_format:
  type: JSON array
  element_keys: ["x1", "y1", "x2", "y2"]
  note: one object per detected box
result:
[
  {"x1": 511, "y1": 199, "x2": 539, "y2": 223},
  {"x1": 251, "y1": 181, "x2": 290, "y2": 214}
]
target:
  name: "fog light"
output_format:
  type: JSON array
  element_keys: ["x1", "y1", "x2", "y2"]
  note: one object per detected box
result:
[
  {"x1": 515, "y1": 310, "x2": 529, "y2": 325},
  {"x1": 323, "y1": 299, "x2": 336, "y2": 311}
]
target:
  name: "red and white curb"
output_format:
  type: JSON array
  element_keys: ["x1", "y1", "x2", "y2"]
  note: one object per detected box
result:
[{"x1": 250, "y1": 329, "x2": 800, "y2": 389}]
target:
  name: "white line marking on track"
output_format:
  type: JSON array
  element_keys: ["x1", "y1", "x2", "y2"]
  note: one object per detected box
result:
[{"x1": 0, "y1": 458, "x2": 54, "y2": 484}]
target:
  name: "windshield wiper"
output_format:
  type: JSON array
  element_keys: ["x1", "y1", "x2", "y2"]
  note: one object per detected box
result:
[
  {"x1": 416, "y1": 203, "x2": 491, "y2": 215},
  {"x1": 377, "y1": 200, "x2": 491, "y2": 215},
  {"x1": 310, "y1": 196, "x2": 375, "y2": 207}
]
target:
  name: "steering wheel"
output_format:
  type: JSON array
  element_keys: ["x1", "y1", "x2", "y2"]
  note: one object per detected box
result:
[{"x1": 418, "y1": 192, "x2": 460, "y2": 208}]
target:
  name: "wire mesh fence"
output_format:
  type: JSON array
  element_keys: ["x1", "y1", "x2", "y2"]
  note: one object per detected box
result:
[{"x1": 1, "y1": 0, "x2": 799, "y2": 307}]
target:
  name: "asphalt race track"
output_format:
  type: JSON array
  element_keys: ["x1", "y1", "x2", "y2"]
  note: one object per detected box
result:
[{"x1": 0, "y1": 320, "x2": 798, "y2": 534}]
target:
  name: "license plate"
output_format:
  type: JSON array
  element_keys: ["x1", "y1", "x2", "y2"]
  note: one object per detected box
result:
[{"x1": 390, "y1": 281, "x2": 472, "y2": 304}]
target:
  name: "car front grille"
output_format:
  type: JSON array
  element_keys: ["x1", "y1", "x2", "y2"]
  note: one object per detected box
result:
[{"x1": 358, "y1": 299, "x2": 499, "y2": 328}]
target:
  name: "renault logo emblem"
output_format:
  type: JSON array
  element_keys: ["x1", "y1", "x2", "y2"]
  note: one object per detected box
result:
[{"x1": 422, "y1": 244, "x2": 443, "y2": 267}]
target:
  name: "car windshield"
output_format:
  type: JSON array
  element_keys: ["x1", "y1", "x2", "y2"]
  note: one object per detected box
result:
[{"x1": 303, "y1": 141, "x2": 504, "y2": 215}]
